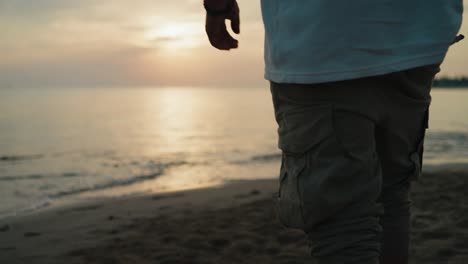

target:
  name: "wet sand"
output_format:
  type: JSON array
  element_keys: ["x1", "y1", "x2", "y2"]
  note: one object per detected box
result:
[{"x1": 1, "y1": 171, "x2": 467, "y2": 264}]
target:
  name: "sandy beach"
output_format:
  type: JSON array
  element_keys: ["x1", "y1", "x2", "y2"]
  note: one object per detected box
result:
[{"x1": 1, "y1": 171, "x2": 468, "y2": 264}]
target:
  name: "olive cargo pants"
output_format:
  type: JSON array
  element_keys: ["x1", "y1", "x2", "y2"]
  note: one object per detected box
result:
[{"x1": 271, "y1": 64, "x2": 440, "y2": 264}]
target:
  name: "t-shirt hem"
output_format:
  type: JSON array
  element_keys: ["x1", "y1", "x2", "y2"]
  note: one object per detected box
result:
[{"x1": 264, "y1": 53, "x2": 446, "y2": 84}]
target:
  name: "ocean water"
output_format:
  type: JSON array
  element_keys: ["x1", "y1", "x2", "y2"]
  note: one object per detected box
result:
[{"x1": 0, "y1": 86, "x2": 468, "y2": 218}]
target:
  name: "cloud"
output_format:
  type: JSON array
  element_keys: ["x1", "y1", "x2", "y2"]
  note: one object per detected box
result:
[
  {"x1": 0, "y1": 0, "x2": 263, "y2": 88},
  {"x1": 0, "y1": 45, "x2": 163, "y2": 88},
  {"x1": 152, "y1": 36, "x2": 179, "y2": 42},
  {"x1": 0, "y1": 0, "x2": 210, "y2": 52},
  {"x1": 0, "y1": 39, "x2": 265, "y2": 88}
]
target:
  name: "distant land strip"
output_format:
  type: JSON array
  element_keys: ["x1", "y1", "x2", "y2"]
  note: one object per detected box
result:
[{"x1": 433, "y1": 77, "x2": 468, "y2": 88}]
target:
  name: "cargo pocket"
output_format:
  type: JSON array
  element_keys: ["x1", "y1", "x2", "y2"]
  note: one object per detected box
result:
[
  {"x1": 276, "y1": 155, "x2": 307, "y2": 228},
  {"x1": 275, "y1": 104, "x2": 338, "y2": 229},
  {"x1": 409, "y1": 108, "x2": 429, "y2": 180}
]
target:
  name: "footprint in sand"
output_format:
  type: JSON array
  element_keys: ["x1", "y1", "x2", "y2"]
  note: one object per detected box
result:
[
  {"x1": 234, "y1": 189, "x2": 261, "y2": 199},
  {"x1": 0, "y1": 224, "x2": 10, "y2": 232},
  {"x1": 159, "y1": 205, "x2": 172, "y2": 211},
  {"x1": 24, "y1": 232, "x2": 41, "y2": 238},
  {"x1": 456, "y1": 218, "x2": 468, "y2": 228},
  {"x1": 107, "y1": 215, "x2": 118, "y2": 221},
  {"x1": 0, "y1": 246, "x2": 16, "y2": 251},
  {"x1": 209, "y1": 238, "x2": 231, "y2": 249}
]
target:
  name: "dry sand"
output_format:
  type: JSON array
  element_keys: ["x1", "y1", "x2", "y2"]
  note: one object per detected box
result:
[{"x1": 1, "y1": 171, "x2": 467, "y2": 264}]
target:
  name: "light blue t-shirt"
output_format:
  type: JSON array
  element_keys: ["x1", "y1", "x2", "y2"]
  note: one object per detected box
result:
[{"x1": 261, "y1": 0, "x2": 463, "y2": 84}]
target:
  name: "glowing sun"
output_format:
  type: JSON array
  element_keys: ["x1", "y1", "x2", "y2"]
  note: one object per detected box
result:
[{"x1": 145, "y1": 22, "x2": 203, "y2": 50}]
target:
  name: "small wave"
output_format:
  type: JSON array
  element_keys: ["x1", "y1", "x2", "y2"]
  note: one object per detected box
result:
[
  {"x1": 0, "y1": 199, "x2": 51, "y2": 220},
  {"x1": 0, "y1": 172, "x2": 82, "y2": 182},
  {"x1": 427, "y1": 131, "x2": 468, "y2": 142},
  {"x1": 231, "y1": 153, "x2": 281, "y2": 164},
  {"x1": 251, "y1": 153, "x2": 282, "y2": 162},
  {"x1": 0, "y1": 160, "x2": 190, "y2": 218},
  {"x1": 0, "y1": 170, "x2": 168, "y2": 219},
  {"x1": 0, "y1": 154, "x2": 44, "y2": 162},
  {"x1": 0, "y1": 174, "x2": 45, "y2": 181},
  {"x1": 24, "y1": 199, "x2": 52, "y2": 214},
  {"x1": 62, "y1": 172, "x2": 79, "y2": 177},
  {"x1": 47, "y1": 161, "x2": 189, "y2": 198},
  {"x1": 425, "y1": 131, "x2": 468, "y2": 159},
  {"x1": 48, "y1": 171, "x2": 164, "y2": 198}
]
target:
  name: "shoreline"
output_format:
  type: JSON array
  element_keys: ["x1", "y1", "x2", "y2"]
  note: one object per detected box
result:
[
  {"x1": 1, "y1": 171, "x2": 468, "y2": 263},
  {"x1": 2, "y1": 160, "x2": 468, "y2": 222}
]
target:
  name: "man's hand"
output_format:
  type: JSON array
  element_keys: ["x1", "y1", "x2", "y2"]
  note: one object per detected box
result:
[{"x1": 205, "y1": 0, "x2": 240, "y2": 50}]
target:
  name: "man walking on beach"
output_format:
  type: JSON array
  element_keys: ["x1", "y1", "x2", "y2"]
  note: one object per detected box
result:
[{"x1": 204, "y1": 0, "x2": 463, "y2": 263}]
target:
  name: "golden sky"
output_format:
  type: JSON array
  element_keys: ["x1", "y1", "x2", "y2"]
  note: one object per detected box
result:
[{"x1": 0, "y1": 0, "x2": 466, "y2": 88}]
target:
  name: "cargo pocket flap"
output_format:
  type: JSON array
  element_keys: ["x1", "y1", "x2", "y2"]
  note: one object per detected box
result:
[{"x1": 278, "y1": 104, "x2": 334, "y2": 155}]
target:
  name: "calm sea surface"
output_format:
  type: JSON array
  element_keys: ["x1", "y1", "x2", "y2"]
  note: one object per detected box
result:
[{"x1": 1, "y1": 87, "x2": 467, "y2": 218}]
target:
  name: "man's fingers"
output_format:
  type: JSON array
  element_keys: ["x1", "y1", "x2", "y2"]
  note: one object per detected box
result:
[
  {"x1": 209, "y1": 35, "x2": 237, "y2": 50},
  {"x1": 230, "y1": 15, "x2": 240, "y2": 34},
  {"x1": 221, "y1": 26, "x2": 238, "y2": 47},
  {"x1": 208, "y1": 31, "x2": 236, "y2": 50},
  {"x1": 206, "y1": 19, "x2": 228, "y2": 50},
  {"x1": 205, "y1": 6, "x2": 239, "y2": 51},
  {"x1": 230, "y1": 2, "x2": 240, "y2": 34},
  {"x1": 210, "y1": 39, "x2": 231, "y2": 50},
  {"x1": 206, "y1": 20, "x2": 238, "y2": 50}
]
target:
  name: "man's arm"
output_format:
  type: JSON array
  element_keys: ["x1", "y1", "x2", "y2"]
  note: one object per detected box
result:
[{"x1": 204, "y1": 0, "x2": 240, "y2": 50}]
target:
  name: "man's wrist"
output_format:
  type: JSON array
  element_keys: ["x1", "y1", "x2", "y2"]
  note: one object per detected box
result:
[
  {"x1": 204, "y1": 0, "x2": 229, "y2": 10},
  {"x1": 204, "y1": 0, "x2": 233, "y2": 15}
]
